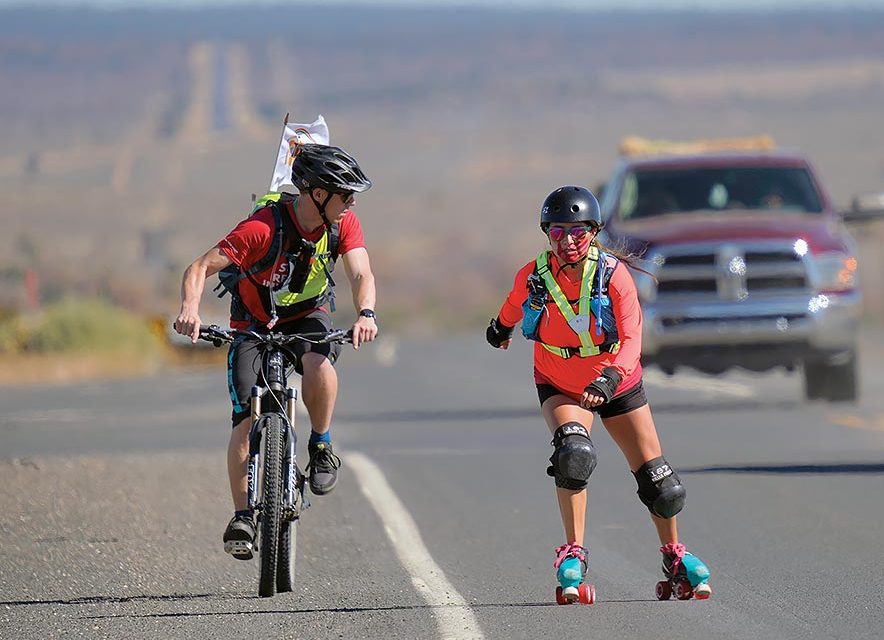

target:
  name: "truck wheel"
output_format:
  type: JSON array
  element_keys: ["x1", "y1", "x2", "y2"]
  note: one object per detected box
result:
[{"x1": 803, "y1": 351, "x2": 858, "y2": 403}]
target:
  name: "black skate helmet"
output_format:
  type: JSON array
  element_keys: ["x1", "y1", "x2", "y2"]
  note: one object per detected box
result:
[
  {"x1": 540, "y1": 186, "x2": 602, "y2": 230},
  {"x1": 291, "y1": 144, "x2": 372, "y2": 194}
]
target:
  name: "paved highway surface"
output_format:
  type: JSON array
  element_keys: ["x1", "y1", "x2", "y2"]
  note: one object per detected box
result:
[{"x1": 2, "y1": 330, "x2": 884, "y2": 639}]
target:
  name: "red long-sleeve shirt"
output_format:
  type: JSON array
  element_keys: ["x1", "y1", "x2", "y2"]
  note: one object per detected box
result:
[{"x1": 497, "y1": 251, "x2": 644, "y2": 400}]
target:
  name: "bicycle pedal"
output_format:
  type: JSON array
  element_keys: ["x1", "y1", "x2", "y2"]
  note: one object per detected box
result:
[{"x1": 224, "y1": 540, "x2": 255, "y2": 560}]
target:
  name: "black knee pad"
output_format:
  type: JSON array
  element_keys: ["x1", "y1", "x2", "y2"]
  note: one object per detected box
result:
[
  {"x1": 546, "y1": 422, "x2": 597, "y2": 490},
  {"x1": 634, "y1": 456, "x2": 686, "y2": 518}
]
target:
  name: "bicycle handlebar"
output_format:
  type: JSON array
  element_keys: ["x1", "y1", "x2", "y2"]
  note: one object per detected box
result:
[{"x1": 197, "y1": 324, "x2": 353, "y2": 348}]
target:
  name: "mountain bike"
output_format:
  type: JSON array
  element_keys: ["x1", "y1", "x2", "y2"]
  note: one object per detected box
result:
[{"x1": 198, "y1": 324, "x2": 353, "y2": 598}]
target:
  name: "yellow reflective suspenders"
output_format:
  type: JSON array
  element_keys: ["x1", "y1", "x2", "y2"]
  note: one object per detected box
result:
[{"x1": 535, "y1": 248, "x2": 619, "y2": 358}]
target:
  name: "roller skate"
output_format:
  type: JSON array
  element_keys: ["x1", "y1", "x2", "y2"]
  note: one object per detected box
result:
[
  {"x1": 656, "y1": 542, "x2": 711, "y2": 601},
  {"x1": 553, "y1": 543, "x2": 595, "y2": 605}
]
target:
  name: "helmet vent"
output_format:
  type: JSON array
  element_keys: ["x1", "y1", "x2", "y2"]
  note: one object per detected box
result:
[{"x1": 571, "y1": 204, "x2": 581, "y2": 213}]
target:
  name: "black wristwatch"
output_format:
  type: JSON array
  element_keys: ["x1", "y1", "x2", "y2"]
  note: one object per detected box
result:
[{"x1": 359, "y1": 308, "x2": 377, "y2": 320}]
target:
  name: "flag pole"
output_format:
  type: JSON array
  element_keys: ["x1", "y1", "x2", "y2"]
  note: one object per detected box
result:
[{"x1": 266, "y1": 112, "x2": 290, "y2": 194}]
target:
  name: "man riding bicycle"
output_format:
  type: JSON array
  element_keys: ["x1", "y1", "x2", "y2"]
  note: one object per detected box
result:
[{"x1": 174, "y1": 144, "x2": 378, "y2": 559}]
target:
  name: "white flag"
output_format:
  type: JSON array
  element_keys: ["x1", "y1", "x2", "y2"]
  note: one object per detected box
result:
[{"x1": 267, "y1": 115, "x2": 330, "y2": 193}]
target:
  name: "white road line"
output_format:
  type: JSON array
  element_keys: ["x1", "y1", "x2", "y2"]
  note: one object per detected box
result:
[{"x1": 347, "y1": 452, "x2": 485, "y2": 640}]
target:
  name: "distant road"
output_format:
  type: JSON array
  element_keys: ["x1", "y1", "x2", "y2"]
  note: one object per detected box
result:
[
  {"x1": 212, "y1": 45, "x2": 231, "y2": 133},
  {"x1": 2, "y1": 329, "x2": 884, "y2": 639}
]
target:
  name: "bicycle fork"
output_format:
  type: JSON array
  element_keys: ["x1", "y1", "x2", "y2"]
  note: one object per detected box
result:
[
  {"x1": 282, "y1": 387, "x2": 310, "y2": 520},
  {"x1": 247, "y1": 385, "x2": 309, "y2": 519},
  {"x1": 247, "y1": 385, "x2": 263, "y2": 515}
]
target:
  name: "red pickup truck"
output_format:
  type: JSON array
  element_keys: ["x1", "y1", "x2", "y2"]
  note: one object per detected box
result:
[{"x1": 599, "y1": 137, "x2": 881, "y2": 402}]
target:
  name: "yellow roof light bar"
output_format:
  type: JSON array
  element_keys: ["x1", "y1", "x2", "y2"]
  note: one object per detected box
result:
[{"x1": 619, "y1": 135, "x2": 776, "y2": 157}]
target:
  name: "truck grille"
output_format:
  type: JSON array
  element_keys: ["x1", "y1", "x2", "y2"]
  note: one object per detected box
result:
[{"x1": 655, "y1": 243, "x2": 808, "y2": 300}]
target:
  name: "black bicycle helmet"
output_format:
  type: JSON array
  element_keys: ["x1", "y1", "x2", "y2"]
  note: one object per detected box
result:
[
  {"x1": 540, "y1": 186, "x2": 602, "y2": 229},
  {"x1": 291, "y1": 144, "x2": 372, "y2": 194}
]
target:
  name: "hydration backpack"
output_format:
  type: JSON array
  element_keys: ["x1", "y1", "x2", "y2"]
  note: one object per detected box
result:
[
  {"x1": 521, "y1": 250, "x2": 620, "y2": 353},
  {"x1": 214, "y1": 193, "x2": 340, "y2": 325}
]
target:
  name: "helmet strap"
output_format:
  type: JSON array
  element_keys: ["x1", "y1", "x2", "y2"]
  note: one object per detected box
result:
[
  {"x1": 309, "y1": 189, "x2": 335, "y2": 232},
  {"x1": 555, "y1": 255, "x2": 587, "y2": 275}
]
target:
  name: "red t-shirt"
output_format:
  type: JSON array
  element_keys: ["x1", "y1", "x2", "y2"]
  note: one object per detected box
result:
[
  {"x1": 217, "y1": 198, "x2": 365, "y2": 328},
  {"x1": 497, "y1": 251, "x2": 643, "y2": 400}
]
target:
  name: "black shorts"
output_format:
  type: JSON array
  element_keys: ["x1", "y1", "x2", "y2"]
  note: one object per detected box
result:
[
  {"x1": 536, "y1": 380, "x2": 648, "y2": 419},
  {"x1": 227, "y1": 310, "x2": 341, "y2": 426}
]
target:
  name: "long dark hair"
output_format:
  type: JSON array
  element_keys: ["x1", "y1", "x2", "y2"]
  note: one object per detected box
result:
[
  {"x1": 593, "y1": 235, "x2": 657, "y2": 280},
  {"x1": 542, "y1": 222, "x2": 657, "y2": 280}
]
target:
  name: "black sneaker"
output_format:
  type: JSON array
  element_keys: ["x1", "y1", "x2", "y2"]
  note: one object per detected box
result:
[
  {"x1": 223, "y1": 514, "x2": 256, "y2": 560},
  {"x1": 306, "y1": 441, "x2": 342, "y2": 495}
]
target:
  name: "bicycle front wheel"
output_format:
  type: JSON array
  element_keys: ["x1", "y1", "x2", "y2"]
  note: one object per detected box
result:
[
  {"x1": 258, "y1": 413, "x2": 284, "y2": 598},
  {"x1": 276, "y1": 517, "x2": 298, "y2": 593}
]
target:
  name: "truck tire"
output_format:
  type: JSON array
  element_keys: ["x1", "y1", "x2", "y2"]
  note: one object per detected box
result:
[{"x1": 803, "y1": 351, "x2": 858, "y2": 403}]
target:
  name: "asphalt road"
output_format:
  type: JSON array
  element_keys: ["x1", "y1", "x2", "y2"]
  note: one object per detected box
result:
[{"x1": 2, "y1": 329, "x2": 884, "y2": 640}]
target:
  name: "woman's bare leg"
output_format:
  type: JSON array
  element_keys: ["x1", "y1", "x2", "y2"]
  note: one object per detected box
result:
[
  {"x1": 602, "y1": 404, "x2": 678, "y2": 545},
  {"x1": 541, "y1": 395, "x2": 596, "y2": 546}
]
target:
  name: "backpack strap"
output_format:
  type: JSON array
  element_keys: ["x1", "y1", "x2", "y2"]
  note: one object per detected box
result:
[
  {"x1": 237, "y1": 203, "x2": 286, "y2": 289},
  {"x1": 529, "y1": 248, "x2": 622, "y2": 358},
  {"x1": 279, "y1": 198, "x2": 339, "y2": 266},
  {"x1": 590, "y1": 251, "x2": 621, "y2": 350},
  {"x1": 328, "y1": 224, "x2": 340, "y2": 262},
  {"x1": 591, "y1": 252, "x2": 619, "y2": 297},
  {"x1": 257, "y1": 199, "x2": 341, "y2": 322},
  {"x1": 213, "y1": 203, "x2": 285, "y2": 301},
  {"x1": 276, "y1": 198, "x2": 300, "y2": 256},
  {"x1": 311, "y1": 221, "x2": 340, "y2": 294},
  {"x1": 273, "y1": 194, "x2": 338, "y2": 265},
  {"x1": 536, "y1": 250, "x2": 601, "y2": 357},
  {"x1": 215, "y1": 195, "x2": 342, "y2": 327}
]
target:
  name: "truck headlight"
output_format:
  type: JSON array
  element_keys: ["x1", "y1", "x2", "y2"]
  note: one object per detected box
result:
[{"x1": 809, "y1": 252, "x2": 858, "y2": 292}]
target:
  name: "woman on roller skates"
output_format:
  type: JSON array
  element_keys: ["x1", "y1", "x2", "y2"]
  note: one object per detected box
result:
[{"x1": 485, "y1": 186, "x2": 711, "y2": 604}]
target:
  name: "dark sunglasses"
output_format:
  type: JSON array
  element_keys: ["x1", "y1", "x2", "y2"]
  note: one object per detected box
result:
[
  {"x1": 547, "y1": 225, "x2": 594, "y2": 242},
  {"x1": 337, "y1": 190, "x2": 355, "y2": 206}
]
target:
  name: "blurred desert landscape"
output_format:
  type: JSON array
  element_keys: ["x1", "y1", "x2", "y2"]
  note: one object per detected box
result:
[{"x1": 2, "y1": 5, "x2": 884, "y2": 337}]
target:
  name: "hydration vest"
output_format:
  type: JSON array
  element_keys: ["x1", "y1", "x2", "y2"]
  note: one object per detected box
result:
[
  {"x1": 521, "y1": 246, "x2": 620, "y2": 358},
  {"x1": 214, "y1": 193, "x2": 340, "y2": 328}
]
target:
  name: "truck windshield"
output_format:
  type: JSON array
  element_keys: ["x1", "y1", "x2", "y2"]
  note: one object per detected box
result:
[{"x1": 618, "y1": 166, "x2": 824, "y2": 220}]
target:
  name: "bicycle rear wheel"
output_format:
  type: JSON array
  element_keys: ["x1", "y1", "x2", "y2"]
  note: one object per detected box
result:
[{"x1": 258, "y1": 413, "x2": 284, "y2": 598}]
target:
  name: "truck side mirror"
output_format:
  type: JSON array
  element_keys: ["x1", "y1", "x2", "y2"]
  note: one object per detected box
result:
[{"x1": 841, "y1": 192, "x2": 884, "y2": 223}]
